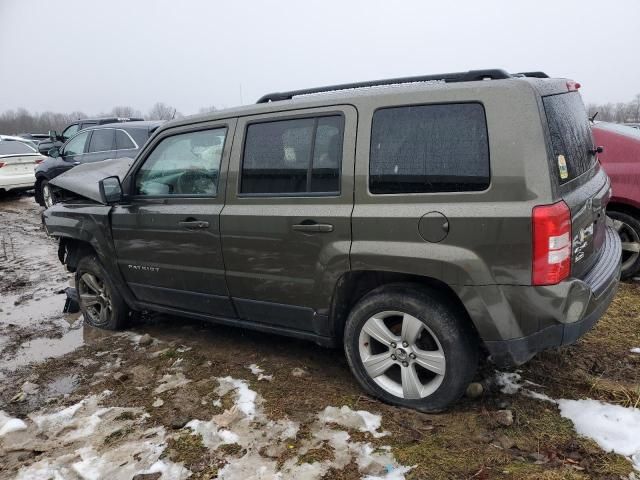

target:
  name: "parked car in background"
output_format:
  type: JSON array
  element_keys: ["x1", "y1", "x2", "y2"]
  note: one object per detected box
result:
[
  {"x1": 37, "y1": 117, "x2": 144, "y2": 155},
  {"x1": 44, "y1": 69, "x2": 620, "y2": 412},
  {"x1": 592, "y1": 122, "x2": 640, "y2": 278},
  {"x1": 19, "y1": 133, "x2": 50, "y2": 145},
  {"x1": 35, "y1": 121, "x2": 163, "y2": 207},
  {"x1": 0, "y1": 141, "x2": 45, "y2": 194},
  {"x1": 0, "y1": 134, "x2": 38, "y2": 151}
]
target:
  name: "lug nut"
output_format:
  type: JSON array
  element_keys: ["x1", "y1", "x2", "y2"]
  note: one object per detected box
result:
[
  {"x1": 402, "y1": 361, "x2": 409, "y2": 367},
  {"x1": 391, "y1": 354, "x2": 397, "y2": 360},
  {"x1": 391, "y1": 342, "x2": 397, "y2": 348},
  {"x1": 402, "y1": 341, "x2": 409, "y2": 347},
  {"x1": 409, "y1": 353, "x2": 416, "y2": 359}
]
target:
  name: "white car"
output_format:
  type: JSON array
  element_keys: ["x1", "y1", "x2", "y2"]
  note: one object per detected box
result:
[{"x1": 0, "y1": 139, "x2": 45, "y2": 193}]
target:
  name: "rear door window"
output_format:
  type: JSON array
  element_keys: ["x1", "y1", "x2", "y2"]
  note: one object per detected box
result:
[
  {"x1": 241, "y1": 115, "x2": 344, "y2": 195},
  {"x1": 116, "y1": 130, "x2": 137, "y2": 150},
  {"x1": 542, "y1": 92, "x2": 595, "y2": 185},
  {"x1": 87, "y1": 129, "x2": 115, "y2": 153},
  {"x1": 369, "y1": 103, "x2": 490, "y2": 194}
]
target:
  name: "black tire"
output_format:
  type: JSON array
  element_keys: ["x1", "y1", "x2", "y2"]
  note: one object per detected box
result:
[
  {"x1": 76, "y1": 255, "x2": 129, "y2": 330},
  {"x1": 608, "y1": 211, "x2": 640, "y2": 280},
  {"x1": 343, "y1": 284, "x2": 478, "y2": 412}
]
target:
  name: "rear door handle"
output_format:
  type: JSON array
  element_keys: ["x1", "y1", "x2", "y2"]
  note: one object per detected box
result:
[
  {"x1": 178, "y1": 220, "x2": 210, "y2": 230},
  {"x1": 292, "y1": 222, "x2": 334, "y2": 233}
]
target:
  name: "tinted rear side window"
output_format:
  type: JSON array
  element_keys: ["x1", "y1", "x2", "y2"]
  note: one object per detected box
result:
[
  {"x1": 87, "y1": 129, "x2": 114, "y2": 153},
  {"x1": 369, "y1": 103, "x2": 490, "y2": 194},
  {"x1": 542, "y1": 92, "x2": 595, "y2": 185},
  {"x1": 241, "y1": 115, "x2": 343, "y2": 195},
  {"x1": 116, "y1": 130, "x2": 136, "y2": 149}
]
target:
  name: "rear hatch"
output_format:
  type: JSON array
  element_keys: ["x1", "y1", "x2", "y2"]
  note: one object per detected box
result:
[{"x1": 542, "y1": 90, "x2": 610, "y2": 279}]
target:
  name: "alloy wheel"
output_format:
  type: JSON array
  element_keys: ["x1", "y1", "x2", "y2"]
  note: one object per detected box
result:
[
  {"x1": 42, "y1": 183, "x2": 54, "y2": 208},
  {"x1": 612, "y1": 219, "x2": 640, "y2": 273},
  {"x1": 78, "y1": 272, "x2": 113, "y2": 326},
  {"x1": 358, "y1": 310, "x2": 445, "y2": 399}
]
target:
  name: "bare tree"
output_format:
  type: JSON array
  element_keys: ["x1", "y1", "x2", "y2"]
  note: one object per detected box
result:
[
  {"x1": 111, "y1": 106, "x2": 142, "y2": 118},
  {"x1": 147, "y1": 102, "x2": 180, "y2": 120}
]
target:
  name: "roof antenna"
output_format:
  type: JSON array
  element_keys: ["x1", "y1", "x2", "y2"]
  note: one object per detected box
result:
[{"x1": 589, "y1": 111, "x2": 598, "y2": 123}]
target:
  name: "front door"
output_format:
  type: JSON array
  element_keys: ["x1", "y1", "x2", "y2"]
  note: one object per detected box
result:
[
  {"x1": 221, "y1": 106, "x2": 356, "y2": 334},
  {"x1": 111, "y1": 121, "x2": 236, "y2": 317}
]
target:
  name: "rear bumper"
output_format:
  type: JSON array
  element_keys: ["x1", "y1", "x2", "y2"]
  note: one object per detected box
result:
[
  {"x1": 485, "y1": 226, "x2": 621, "y2": 366},
  {"x1": 0, "y1": 175, "x2": 35, "y2": 191}
]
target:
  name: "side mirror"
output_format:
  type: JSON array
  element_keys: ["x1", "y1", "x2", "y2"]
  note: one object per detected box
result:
[
  {"x1": 48, "y1": 147, "x2": 60, "y2": 158},
  {"x1": 49, "y1": 130, "x2": 58, "y2": 140},
  {"x1": 99, "y1": 176, "x2": 123, "y2": 204}
]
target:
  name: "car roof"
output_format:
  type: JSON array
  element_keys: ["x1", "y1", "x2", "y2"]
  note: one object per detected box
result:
[
  {"x1": 155, "y1": 72, "x2": 567, "y2": 135},
  {"x1": 84, "y1": 121, "x2": 165, "y2": 131}
]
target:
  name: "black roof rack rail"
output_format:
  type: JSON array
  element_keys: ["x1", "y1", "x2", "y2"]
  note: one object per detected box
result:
[
  {"x1": 514, "y1": 71, "x2": 549, "y2": 78},
  {"x1": 257, "y1": 68, "x2": 513, "y2": 103}
]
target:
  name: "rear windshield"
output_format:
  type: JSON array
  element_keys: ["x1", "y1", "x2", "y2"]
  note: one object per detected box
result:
[
  {"x1": 542, "y1": 92, "x2": 595, "y2": 185},
  {"x1": 0, "y1": 141, "x2": 36, "y2": 155}
]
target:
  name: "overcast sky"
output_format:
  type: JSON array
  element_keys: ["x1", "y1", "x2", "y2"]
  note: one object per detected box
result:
[{"x1": 1, "y1": 0, "x2": 638, "y2": 116}]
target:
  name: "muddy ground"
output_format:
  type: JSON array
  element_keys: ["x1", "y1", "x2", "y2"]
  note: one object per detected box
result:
[{"x1": 1, "y1": 191, "x2": 639, "y2": 479}]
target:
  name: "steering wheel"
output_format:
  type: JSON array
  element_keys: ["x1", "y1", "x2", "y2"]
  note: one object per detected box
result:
[{"x1": 176, "y1": 169, "x2": 217, "y2": 195}]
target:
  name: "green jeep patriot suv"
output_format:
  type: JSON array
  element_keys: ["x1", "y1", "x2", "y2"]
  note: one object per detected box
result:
[{"x1": 43, "y1": 69, "x2": 621, "y2": 411}]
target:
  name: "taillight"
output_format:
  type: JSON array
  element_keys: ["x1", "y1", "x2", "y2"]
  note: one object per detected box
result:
[
  {"x1": 566, "y1": 80, "x2": 581, "y2": 91},
  {"x1": 532, "y1": 201, "x2": 571, "y2": 285},
  {"x1": 0, "y1": 162, "x2": 5, "y2": 168},
  {"x1": 35, "y1": 159, "x2": 44, "y2": 164}
]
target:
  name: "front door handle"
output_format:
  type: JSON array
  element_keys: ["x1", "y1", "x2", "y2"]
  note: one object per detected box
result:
[
  {"x1": 178, "y1": 220, "x2": 210, "y2": 230},
  {"x1": 292, "y1": 222, "x2": 334, "y2": 233}
]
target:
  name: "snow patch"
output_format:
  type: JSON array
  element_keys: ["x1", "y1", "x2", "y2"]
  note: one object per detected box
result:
[
  {"x1": 630, "y1": 347, "x2": 640, "y2": 354},
  {"x1": 154, "y1": 372, "x2": 191, "y2": 394},
  {"x1": 216, "y1": 376, "x2": 258, "y2": 418},
  {"x1": 0, "y1": 411, "x2": 27, "y2": 436},
  {"x1": 494, "y1": 371, "x2": 522, "y2": 394},
  {"x1": 247, "y1": 363, "x2": 273, "y2": 381},
  {"x1": 558, "y1": 399, "x2": 640, "y2": 470},
  {"x1": 318, "y1": 406, "x2": 388, "y2": 438}
]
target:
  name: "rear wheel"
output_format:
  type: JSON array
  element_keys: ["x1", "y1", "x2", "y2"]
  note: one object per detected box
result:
[
  {"x1": 41, "y1": 180, "x2": 56, "y2": 208},
  {"x1": 76, "y1": 255, "x2": 129, "y2": 330},
  {"x1": 343, "y1": 284, "x2": 478, "y2": 412},
  {"x1": 608, "y1": 211, "x2": 640, "y2": 279}
]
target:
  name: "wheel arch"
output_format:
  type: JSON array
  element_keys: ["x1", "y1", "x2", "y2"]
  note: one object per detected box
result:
[
  {"x1": 607, "y1": 200, "x2": 640, "y2": 220},
  {"x1": 328, "y1": 270, "x2": 480, "y2": 344}
]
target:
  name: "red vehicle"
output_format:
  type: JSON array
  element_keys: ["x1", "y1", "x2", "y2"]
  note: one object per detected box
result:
[{"x1": 593, "y1": 122, "x2": 640, "y2": 278}]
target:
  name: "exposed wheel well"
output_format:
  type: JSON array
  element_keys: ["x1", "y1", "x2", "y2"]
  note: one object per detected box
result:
[
  {"x1": 329, "y1": 271, "x2": 478, "y2": 342},
  {"x1": 58, "y1": 238, "x2": 97, "y2": 272}
]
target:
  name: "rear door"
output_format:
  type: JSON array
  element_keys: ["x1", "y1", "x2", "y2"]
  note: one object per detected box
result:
[
  {"x1": 111, "y1": 121, "x2": 235, "y2": 317},
  {"x1": 542, "y1": 91, "x2": 609, "y2": 278},
  {"x1": 83, "y1": 128, "x2": 117, "y2": 163},
  {"x1": 115, "y1": 128, "x2": 140, "y2": 158},
  {"x1": 220, "y1": 106, "x2": 356, "y2": 334}
]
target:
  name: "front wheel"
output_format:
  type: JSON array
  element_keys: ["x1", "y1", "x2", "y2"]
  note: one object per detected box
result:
[
  {"x1": 40, "y1": 180, "x2": 56, "y2": 208},
  {"x1": 344, "y1": 284, "x2": 478, "y2": 412},
  {"x1": 76, "y1": 255, "x2": 129, "y2": 330}
]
